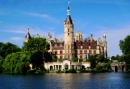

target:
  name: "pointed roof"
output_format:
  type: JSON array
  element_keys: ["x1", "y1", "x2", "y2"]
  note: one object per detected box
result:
[
  {"x1": 64, "y1": 3, "x2": 73, "y2": 24},
  {"x1": 25, "y1": 28, "x2": 31, "y2": 39}
]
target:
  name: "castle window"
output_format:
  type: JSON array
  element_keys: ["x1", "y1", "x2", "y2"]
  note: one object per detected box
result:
[
  {"x1": 68, "y1": 29, "x2": 69, "y2": 32},
  {"x1": 80, "y1": 56, "x2": 82, "y2": 59},
  {"x1": 55, "y1": 51, "x2": 57, "y2": 54},
  {"x1": 89, "y1": 50, "x2": 91, "y2": 54},
  {"x1": 60, "y1": 56, "x2": 62, "y2": 59},
  {"x1": 84, "y1": 50, "x2": 87, "y2": 54},
  {"x1": 68, "y1": 33, "x2": 69, "y2": 35},
  {"x1": 60, "y1": 51, "x2": 62, "y2": 54},
  {"x1": 94, "y1": 50, "x2": 96, "y2": 54},
  {"x1": 80, "y1": 50, "x2": 82, "y2": 54}
]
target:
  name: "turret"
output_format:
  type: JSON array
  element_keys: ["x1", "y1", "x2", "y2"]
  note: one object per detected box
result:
[
  {"x1": 64, "y1": 2, "x2": 74, "y2": 60},
  {"x1": 24, "y1": 28, "x2": 31, "y2": 42}
]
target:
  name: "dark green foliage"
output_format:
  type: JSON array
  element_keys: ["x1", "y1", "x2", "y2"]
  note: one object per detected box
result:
[
  {"x1": 44, "y1": 51, "x2": 53, "y2": 62},
  {"x1": 119, "y1": 35, "x2": 130, "y2": 55},
  {"x1": 0, "y1": 56, "x2": 4, "y2": 73},
  {"x1": 65, "y1": 69, "x2": 77, "y2": 73},
  {"x1": 119, "y1": 35, "x2": 130, "y2": 70},
  {"x1": 72, "y1": 58, "x2": 79, "y2": 62},
  {"x1": 3, "y1": 52, "x2": 31, "y2": 74},
  {"x1": 0, "y1": 42, "x2": 21, "y2": 58},
  {"x1": 31, "y1": 50, "x2": 43, "y2": 68},
  {"x1": 88, "y1": 56, "x2": 97, "y2": 69},
  {"x1": 22, "y1": 37, "x2": 49, "y2": 52}
]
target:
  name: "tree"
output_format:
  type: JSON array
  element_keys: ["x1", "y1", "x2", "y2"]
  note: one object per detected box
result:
[
  {"x1": 88, "y1": 56, "x2": 97, "y2": 69},
  {"x1": 119, "y1": 35, "x2": 130, "y2": 63},
  {"x1": 0, "y1": 42, "x2": 21, "y2": 58},
  {"x1": 22, "y1": 37, "x2": 52, "y2": 69},
  {"x1": 3, "y1": 52, "x2": 31, "y2": 74},
  {"x1": 22, "y1": 37, "x2": 49, "y2": 52}
]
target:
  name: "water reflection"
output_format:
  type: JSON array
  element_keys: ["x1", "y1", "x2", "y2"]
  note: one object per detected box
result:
[{"x1": 0, "y1": 73, "x2": 130, "y2": 89}]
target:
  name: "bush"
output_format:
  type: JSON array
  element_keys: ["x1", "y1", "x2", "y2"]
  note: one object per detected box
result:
[
  {"x1": 36, "y1": 70, "x2": 46, "y2": 74},
  {"x1": 65, "y1": 69, "x2": 77, "y2": 73},
  {"x1": 79, "y1": 69, "x2": 90, "y2": 73}
]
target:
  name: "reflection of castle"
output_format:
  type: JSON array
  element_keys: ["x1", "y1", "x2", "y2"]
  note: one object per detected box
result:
[{"x1": 24, "y1": 5, "x2": 107, "y2": 61}]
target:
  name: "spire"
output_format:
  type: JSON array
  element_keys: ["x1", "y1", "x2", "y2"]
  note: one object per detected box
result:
[
  {"x1": 64, "y1": 2, "x2": 73, "y2": 24},
  {"x1": 27, "y1": 28, "x2": 31, "y2": 39},
  {"x1": 67, "y1": 2, "x2": 70, "y2": 15}
]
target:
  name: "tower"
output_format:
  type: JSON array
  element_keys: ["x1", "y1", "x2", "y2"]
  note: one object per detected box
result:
[
  {"x1": 103, "y1": 34, "x2": 107, "y2": 58},
  {"x1": 75, "y1": 28, "x2": 83, "y2": 42},
  {"x1": 64, "y1": 3, "x2": 74, "y2": 60},
  {"x1": 24, "y1": 28, "x2": 31, "y2": 42}
]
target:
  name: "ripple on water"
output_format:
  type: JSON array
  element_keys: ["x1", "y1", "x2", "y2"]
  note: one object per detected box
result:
[{"x1": 0, "y1": 73, "x2": 130, "y2": 89}]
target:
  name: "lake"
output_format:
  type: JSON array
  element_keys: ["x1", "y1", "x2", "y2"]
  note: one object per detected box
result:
[{"x1": 0, "y1": 73, "x2": 130, "y2": 89}]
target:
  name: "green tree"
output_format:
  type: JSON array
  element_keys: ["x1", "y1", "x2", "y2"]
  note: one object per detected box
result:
[
  {"x1": 0, "y1": 42, "x2": 21, "y2": 58},
  {"x1": 88, "y1": 56, "x2": 97, "y2": 69},
  {"x1": 22, "y1": 37, "x2": 49, "y2": 52},
  {"x1": 22, "y1": 37, "x2": 52, "y2": 69},
  {"x1": 72, "y1": 58, "x2": 79, "y2": 62},
  {"x1": 119, "y1": 35, "x2": 130, "y2": 63},
  {"x1": 0, "y1": 56, "x2": 4, "y2": 73},
  {"x1": 3, "y1": 52, "x2": 31, "y2": 74}
]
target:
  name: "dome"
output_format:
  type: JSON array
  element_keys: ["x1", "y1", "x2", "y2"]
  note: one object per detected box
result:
[
  {"x1": 75, "y1": 28, "x2": 83, "y2": 42},
  {"x1": 75, "y1": 29, "x2": 82, "y2": 37}
]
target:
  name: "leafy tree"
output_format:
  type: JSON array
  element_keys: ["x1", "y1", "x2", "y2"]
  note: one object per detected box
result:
[
  {"x1": 88, "y1": 56, "x2": 97, "y2": 69},
  {"x1": 3, "y1": 52, "x2": 31, "y2": 74},
  {"x1": 0, "y1": 56, "x2": 4, "y2": 73},
  {"x1": 119, "y1": 35, "x2": 130, "y2": 55},
  {"x1": 0, "y1": 42, "x2": 21, "y2": 58},
  {"x1": 22, "y1": 37, "x2": 52, "y2": 69},
  {"x1": 22, "y1": 37, "x2": 49, "y2": 52},
  {"x1": 72, "y1": 58, "x2": 78, "y2": 62},
  {"x1": 119, "y1": 35, "x2": 130, "y2": 63},
  {"x1": 31, "y1": 50, "x2": 43, "y2": 69}
]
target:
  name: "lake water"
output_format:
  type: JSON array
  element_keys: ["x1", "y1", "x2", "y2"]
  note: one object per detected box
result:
[{"x1": 0, "y1": 73, "x2": 130, "y2": 89}]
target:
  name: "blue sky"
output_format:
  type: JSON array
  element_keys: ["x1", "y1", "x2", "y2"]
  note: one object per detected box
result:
[{"x1": 0, "y1": 0, "x2": 130, "y2": 57}]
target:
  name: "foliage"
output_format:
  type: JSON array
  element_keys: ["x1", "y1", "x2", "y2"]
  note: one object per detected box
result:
[
  {"x1": 95, "y1": 62, "x2": 111, "y2": 72},
  {"x1": 119, "y1": 35, "x2": 130, "y2": 64},
  {"x1": 65, "y1": 69, "x2": 77, "y2": 73},
  {"x1": 3, "y1": 52, "x2": 31, "y2": 74},
  {"x1": 88, "y1": 56, "x2": 97, "y2": 69},
  {"x1": 22, "y1": 37, "x2": 49, "y2": 52},
  {"x1": 119, "y1": 35, "x2": 130, "y2": 55},
  {"x1": 0, "y1": 42, "x2": 21, "y2": 58},
  {"x1": 72, "y1": 58, "x2": 78, "y2": 62},
  {"x1": 0, "y1": 56, "x2": 4, "y2": 73},
  {"x1": 44, "y1": 51, "x2": 53, "y2": 62},
  {"x1": 30, "y1": 50, "x2": 43, "y2": 69}
]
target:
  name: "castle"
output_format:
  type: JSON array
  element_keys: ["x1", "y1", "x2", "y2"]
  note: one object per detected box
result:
[{"x1": 25, "y1": 4, "x2": 107, "y2": 71}]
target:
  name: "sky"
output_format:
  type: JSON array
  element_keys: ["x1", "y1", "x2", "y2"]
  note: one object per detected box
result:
[{"x1": 0, "y1": 0, "x2": 130, "y2": 57}]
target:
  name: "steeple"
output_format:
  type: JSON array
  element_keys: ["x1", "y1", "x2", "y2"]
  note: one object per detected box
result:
[
  {"x1": 64, "y1": 2, "x2": 73, "y2": 24},
  {"x1": 67, "y1": 2, "x2": 70, "y2": 15},
  {"x1": 24, "y1": 28, "x2": 31, "y2": 42}
]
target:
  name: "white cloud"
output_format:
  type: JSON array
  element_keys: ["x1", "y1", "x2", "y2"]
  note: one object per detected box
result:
[
  {"x1": 11, "y1": 37, "x2": 23, "y2": 41},
  {"x1": 22, "y1": 12, "x2": 60, "y2": 23},
  {"x1": 93, "y1": 24, "x2": 130, "y2": 57}
]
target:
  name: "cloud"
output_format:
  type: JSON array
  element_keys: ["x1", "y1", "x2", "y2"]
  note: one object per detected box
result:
[
  {"x1": 22, "y1": 12, "x2": 60, "y2": 23},
  {"x1": 11, "y1": 37, "x2": 23, "y2": 41},
  {"x1": 93, "y1": 24, "x2": 130, "y2": 57}
]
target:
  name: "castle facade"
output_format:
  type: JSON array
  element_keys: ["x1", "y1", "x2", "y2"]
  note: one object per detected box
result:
[{"x1": 25, "y1": 5, "x2": 107, "y2": 71}]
